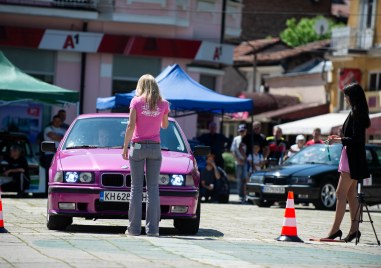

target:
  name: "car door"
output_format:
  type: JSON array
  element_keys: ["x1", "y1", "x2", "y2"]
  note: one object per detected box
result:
[{"x1": 364, "y1": 146, "x2": 381, "y2": 204}]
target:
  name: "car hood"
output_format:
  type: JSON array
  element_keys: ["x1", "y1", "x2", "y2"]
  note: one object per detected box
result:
[
  {"x1": 57, "y1": 149, "x2": 193, "y2": 174},
  {"x1": 257, "y1": 163, "x2": 338, "y2": 177}
]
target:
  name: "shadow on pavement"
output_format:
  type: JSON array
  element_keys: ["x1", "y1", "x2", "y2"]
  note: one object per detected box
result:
[{"x1": 65, "y1": 224, "x2": 224, "y2": 237}]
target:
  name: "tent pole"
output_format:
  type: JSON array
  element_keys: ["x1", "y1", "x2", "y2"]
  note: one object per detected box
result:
[{"x1": 220, "y1": 110, "x2": 224, "y2": 134}]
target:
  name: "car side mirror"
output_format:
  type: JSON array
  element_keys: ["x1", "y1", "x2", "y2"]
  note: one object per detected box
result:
[
  {"x1": 41, "y1": 141, "x2": 56, "y2": 153},
  {"x1": 193, "y1": 145, "x2": 210, "y2": 156}
]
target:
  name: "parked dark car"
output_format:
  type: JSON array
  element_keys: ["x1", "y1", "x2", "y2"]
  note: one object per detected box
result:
[{"x1": 247, "y1": 144, "x2": 381, "y2": 210}]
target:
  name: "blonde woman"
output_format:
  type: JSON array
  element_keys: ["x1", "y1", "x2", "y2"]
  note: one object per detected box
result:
[{"x1": 122, "y1": 74, "x2": 169, "y2": 236}]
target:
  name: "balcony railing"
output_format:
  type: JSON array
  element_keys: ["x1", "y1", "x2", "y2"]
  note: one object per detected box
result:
[
  {"x1": 331, "y1": 26, "x2": 374, "y2": 55},
  {"x1": 0, "y1": 0, "x2": 98, "y2": 10}
]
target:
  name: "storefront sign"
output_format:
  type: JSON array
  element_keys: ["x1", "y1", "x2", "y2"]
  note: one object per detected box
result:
[{"x1": 339, "y1": 68, "x2": 362, "y2": 90}]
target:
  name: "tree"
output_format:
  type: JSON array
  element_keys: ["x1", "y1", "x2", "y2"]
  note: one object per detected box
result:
[{"x1": 280, "y1": 16, "x2": 343, "y2": 47}]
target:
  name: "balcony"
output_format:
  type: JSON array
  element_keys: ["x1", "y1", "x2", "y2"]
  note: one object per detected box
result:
[
  {"x1": 0, "y1": 0, "x2": 98, "y2": 10},
  {"x1": 331, "y1": 26, "x2": 374, "y2": 55}
]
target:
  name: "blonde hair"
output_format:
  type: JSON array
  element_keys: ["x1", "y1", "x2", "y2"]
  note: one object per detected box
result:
[{"x1": 136, "y1": 74, "x2": 162, "y2": 111}]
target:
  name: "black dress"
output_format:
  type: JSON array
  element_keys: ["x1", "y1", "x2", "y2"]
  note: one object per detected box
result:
[{"x1": 341, "y1": 113, "x2": 370, "y2": 180}]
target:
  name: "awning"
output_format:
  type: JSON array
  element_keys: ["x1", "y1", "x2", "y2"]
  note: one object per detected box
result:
[
  {"x1": 276, "y1": 112, "x2": 381, "y2": 136},
  {"x1": 255, "y1": 102, "x2": 329, "y2": 121}
]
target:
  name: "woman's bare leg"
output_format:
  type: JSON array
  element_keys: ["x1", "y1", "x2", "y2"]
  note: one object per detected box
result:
[
  {"x1": 347, "y1": 179, "x2": 360, "y2": 234},
  {"x1": 328, "y1": 172, "x2": 352, "y2": 236}
]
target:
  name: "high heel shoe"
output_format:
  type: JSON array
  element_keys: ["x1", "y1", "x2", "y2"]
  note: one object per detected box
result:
[
  {"x1": 326, "y1": 229, "x2": 342, "y2": 240},
  {"x1": 344, "y1": 231, "x2": 361, "y2": 243}
]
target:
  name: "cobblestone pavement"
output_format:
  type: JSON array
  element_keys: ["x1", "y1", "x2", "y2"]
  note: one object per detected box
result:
[{"x1": 1, "y1": 194, "x2": 380, "y2": 267}]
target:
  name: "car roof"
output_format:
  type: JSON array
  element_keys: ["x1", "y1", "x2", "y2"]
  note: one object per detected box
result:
[{"x1": 76, "y1": 113, "x2": 175, "y2": 121}]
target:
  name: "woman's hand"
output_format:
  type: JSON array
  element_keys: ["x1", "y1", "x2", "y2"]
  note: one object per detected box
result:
[
  {"x1": 327, "y1": 135, "x2": 341, "y2": 145},
  {"x1": 122, "y1": 150, "x2": 129, "y2": 160}
]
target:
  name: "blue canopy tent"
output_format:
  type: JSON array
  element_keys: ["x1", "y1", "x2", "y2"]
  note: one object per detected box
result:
[{"x1": 96, "y1": 64, "x2": 253, "y2": 114}]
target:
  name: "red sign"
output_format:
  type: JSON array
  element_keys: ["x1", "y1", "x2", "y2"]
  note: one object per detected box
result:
[{"x1": 339, "y1": 68, "x2": 362, "y2": 90}]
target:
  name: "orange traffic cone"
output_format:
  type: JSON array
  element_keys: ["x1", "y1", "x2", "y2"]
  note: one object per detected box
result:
[
  {"x1": 0, "y1": 192, "x2": 8, "y2": 233},
  {"x1": 276, "y1": 191, "x2": 303, "y2": 242}
]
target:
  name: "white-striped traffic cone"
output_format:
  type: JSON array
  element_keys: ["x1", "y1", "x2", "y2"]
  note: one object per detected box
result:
[
  {"x1": 276, "y1": 191, "x2": 303, "y2": 242},
  {"x1": 0, "y1": 192, "x2": 8, "y2": 233}
]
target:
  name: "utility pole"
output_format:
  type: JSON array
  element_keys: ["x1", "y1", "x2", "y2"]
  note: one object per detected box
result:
[{"x1": 220, "y1": 0, "x2": 227, "y2": 44}]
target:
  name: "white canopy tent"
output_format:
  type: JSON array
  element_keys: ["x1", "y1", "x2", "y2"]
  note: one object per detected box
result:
[{"x1": 276, "y1": 112, "x2": 381, "y2": 136}]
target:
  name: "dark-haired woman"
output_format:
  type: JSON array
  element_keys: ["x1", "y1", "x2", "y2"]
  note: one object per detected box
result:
[{"x1": 323, "y1": 83, "x2": 371, "y2": 243}]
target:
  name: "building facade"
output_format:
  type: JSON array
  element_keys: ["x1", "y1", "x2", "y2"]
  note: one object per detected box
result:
[
  {"x1": 0, "y1": 0, "x2": 243, "y2": 139},
  {"x1": 329, "y1": 0, "x2": 381, "y2": 142}
]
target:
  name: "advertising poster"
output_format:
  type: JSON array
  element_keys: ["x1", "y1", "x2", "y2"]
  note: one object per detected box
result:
[{"x1": 0, "y1": 103, "x2": 43, "y2": 145}]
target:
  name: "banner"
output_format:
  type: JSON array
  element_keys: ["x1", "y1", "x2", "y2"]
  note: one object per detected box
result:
[{"x1": 339, "y1": 68, "x2": 362, "y2": 90}]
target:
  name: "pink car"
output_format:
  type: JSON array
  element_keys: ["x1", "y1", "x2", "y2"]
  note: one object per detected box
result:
[{"x1": 41, "y1": 114, "x2": 209, "y2": 234}]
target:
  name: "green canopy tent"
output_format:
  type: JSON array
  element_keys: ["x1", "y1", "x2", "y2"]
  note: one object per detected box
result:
[{"x1": 0, "y1": 51, "x2": 79, "y2": 105}]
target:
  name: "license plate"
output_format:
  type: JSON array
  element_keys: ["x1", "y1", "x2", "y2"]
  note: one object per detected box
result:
[
  {"x1": 100, "y1": 191, "x2": 147, "y2": 202},
  {"x1": 262, "y1": 186, "x2": 285, "y2": 194}
]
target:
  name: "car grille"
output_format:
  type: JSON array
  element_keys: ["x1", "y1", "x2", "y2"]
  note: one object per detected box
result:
[
  {"x1": 264, "y1": 176, "x2": 288, "y2": 185},
  {"x1": 101, "y1": 173, "x2": 146, "y2": 187},
  {"x1": 101, "y1": 173, "x2": 124, "y2": 187}
]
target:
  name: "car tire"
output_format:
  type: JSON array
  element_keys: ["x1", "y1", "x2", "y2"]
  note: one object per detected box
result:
[
  {"x1": 47, "y1": 214, "x2": 73, "y2": 230},
  {"x1": 314, "y1": 180, "x2": 337, "y2": 210},
  {"x1": 173, "y1": 198, "x2": 201, "y2": 235},
  {"x1": 254, "y1": 199, "x2": 274, "y2": 208}
]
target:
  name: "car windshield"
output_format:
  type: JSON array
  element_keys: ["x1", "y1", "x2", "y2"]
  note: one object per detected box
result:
[
  {"x1": 284, "y1": 144, "x2": 343, "y2": 165},
  {"x1": 63, "y1": 117, "x2": 188, "y2": 153}
]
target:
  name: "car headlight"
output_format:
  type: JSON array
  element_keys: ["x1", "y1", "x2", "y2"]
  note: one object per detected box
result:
[
  {"x1": 64, "y1": 172, "x2": 94, "y2": 183},
  {"x1": 290, "y1": 176, "x2": 313, "y2": 184},
  {"x1": 250, "y1": 175, "x2": 264, "y2": 184},
  {"x1": 159, "y1": 174, "x2": 190, "y2": 186}
]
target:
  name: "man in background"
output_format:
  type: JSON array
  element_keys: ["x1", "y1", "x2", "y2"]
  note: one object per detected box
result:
[
  {"x1": 305, "y1": 128, "x2": 324, "y2": 146},
  {"x1": 197, "y1": 122, "x2": 229, "y2": 169}
]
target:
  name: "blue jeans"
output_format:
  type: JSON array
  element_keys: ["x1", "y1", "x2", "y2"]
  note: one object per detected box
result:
[
  {"x1": 128, "y1": 143, "x2": 162, "y2": 235},
  {"x1": 235, "y1": 164, "x2": 247, "y2": 200}
]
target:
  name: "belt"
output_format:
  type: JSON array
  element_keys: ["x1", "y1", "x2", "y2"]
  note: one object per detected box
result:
[{"x1": 133, "y1": 140, "x2": 160, "y2": 144}]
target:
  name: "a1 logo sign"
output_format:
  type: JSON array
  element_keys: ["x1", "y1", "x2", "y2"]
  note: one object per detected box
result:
[{"x1": 63, "y1": 34, "x2": 80, "y2": 49}]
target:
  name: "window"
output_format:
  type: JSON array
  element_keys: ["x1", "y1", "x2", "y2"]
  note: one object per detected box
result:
[
  {"x1": 369, "y1": 72, "x2": 381, "y2": 91},
  {"x1": 359, "y1": 0, "x2": 376, "y2": 29},
  {"x1": 112, "y1": 56, "x2": 161, "y2": 95},
  {"x1": 1, "y1": 47, "x2": 55, "y2": 83}
]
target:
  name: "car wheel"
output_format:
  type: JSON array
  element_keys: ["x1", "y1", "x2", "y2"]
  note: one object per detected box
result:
[
  {"x1": 173, "y1": 199, "x2": 201, "y2": 235},
  {"x1": 254, "y1": 199, "x2": 274, "y2": 208},
  {"x1": 314, "y1": 180, "x2": 337, "y2": 210},
  {"x1": 47, "y1": 214, "x2": 73, "y2": 230}
]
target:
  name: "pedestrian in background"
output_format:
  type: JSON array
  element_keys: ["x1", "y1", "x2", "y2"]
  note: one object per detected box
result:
[
  {"x1": 122, "y1": 74, "x2": 169, "y2": 237},
  {"x1": 305, "y1": 128, "x2": 324, "y2": 146},
  {"x1": 41, "y1": 115, "x2": 66, "y2": 194},
  {"x1": 230, "y1": 124, "x2": 247, "y2": 204},
  {"x1": 200, "y1": 154, "x2": 221, "y2": 202},
  {"x1": 242, "y1": 121, "x2": 268, "y2": 157},
  {"x1": 1, "y1": 144, "x2": 30, "y2": 197},
  {"x1": 266, "y1": 126, "x2": 289, "y2": 166},
  {"x1": 322, "y1": 83, "x2": 371, "y2": 243},
  {"x1": 287, "y1": 134, "x2": 305, "y2": 159},
  {"x1": 197, "y1": 121, "x2": 229, "y2": 169},
  {"x1": 57, "y1": 109, "x2": 70, "y2": 130},
  {"x1": 247, "y1": 142, "x2": 266, "y2": 174}
]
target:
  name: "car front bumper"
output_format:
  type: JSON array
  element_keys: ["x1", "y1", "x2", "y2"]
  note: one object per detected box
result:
[
  {"x1": 246, "y1": 183, "x2": 320, "y2": 203},
  {"x1": 48, "y1": 186, "x2": 199, "y2": 219}
]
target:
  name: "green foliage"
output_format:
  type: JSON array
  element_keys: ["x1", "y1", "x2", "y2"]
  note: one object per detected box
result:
[
  {"x1": 223, "y1": 152, "x2": 235, "y2": 175},
  {"x1": 280, "y1": 16, "x2": 344, "y2": 47}
]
